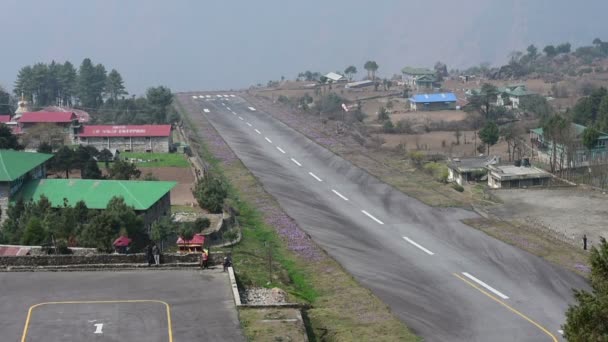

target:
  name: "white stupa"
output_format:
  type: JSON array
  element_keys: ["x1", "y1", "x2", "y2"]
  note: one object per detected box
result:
[{"x1": 13, "y1": 93, "x2": 30, "y2": 120}]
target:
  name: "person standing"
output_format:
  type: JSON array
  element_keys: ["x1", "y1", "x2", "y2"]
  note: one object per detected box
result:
[
  {"x1": 202, "y1": 249, "x2": 209, "y2": 269},
  {"x1": 152, "y1": 244, "x2": 160, "y2": 266},
  {"x1": 583, "y1": 234, "x2": 588, "y2": 250},
  {"x1": 146, "y1": 244, "x2": 153, "y2": 266}
]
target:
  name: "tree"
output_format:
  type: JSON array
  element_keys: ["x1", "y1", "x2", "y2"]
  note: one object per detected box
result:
[
  {"x1": 434, "y1": 61, "x2": 448, "y2": 81},
  {"x1": 526, "y1": 44, "x2": 538, "y2": 60},
  {"x1": 107, "y1": 159, "x2": 141, "y2": 180},
  {"x1": 179, "y1": 224, "x2": 195, "y2": 244},
  {"x1": 194, "y1": 217, "x2": 211, "y2": 232},
  {"x1": 454, "y1": 129, "x2": 462, "y2": 145},
  {"x1": 544, "y1": 45, "x2": 557, "y2": 57},
  {"x1": 52, "y1": 146, "x2": 75, "y2": 178},
  {"x1": 382, "y1": 119, "x2": 395, "y2": 133},
  {"x1": 151, "y1": 216, "x2": 174, "y2": 251},
  {"x1": 82, "y1": 159, "x2": 103, "y2": 179},
  {"x1": 596, "y1": 95, "x2": 608, "y2": 132},
  {"x1": 478, "y1": 121, "x2": 499, "y2": 154},
  {"x1": 58, "y1": 61, "x2": 77, "y2": 106},
  {"x1": 21, "y1": 217, "x2": 47, "y2": 245},
  {"x1": 364, "y1": 61, "x2": 379, "y2": 80},
  {"x1": 563, "y1": 238, "x2": 608, "y2": 341},
  {"x1": 344, "y1": 65, "x2": 357, "y2": 81},
  {"x1": 377, "y1": 107, "x2": 390, "y2": 121},
  {"x1": 146, "y1": 86, "x2": 173, "y2": 123},
  {"x1": 465, "y1": 83, "x2": 499, "y2": 120},
  {"x1": 543, "y1": 115, "x2": 569, "y2": 173},
  {"x1": 519, "y1": 95, "x2": 553, "y2": 122},
  {"x1": 37, "y1": 142, "x2": 52, "y2": 154},
  {"x1": 98, "y1": 148, "x2": 114, "y2": 168},
  {"x1": 556, "y1": 42, "x2": 571, "y2": 54},
  {"x1": 77, "y1": 58, "x2": 99, "y2": 108},
  {"x1": 582, "y1": 127, "x2": 601, "y2": 150},
  {"x1": 0, "y1": 87, "x2": 11, "y2": 114},
  {"x1": 105, "y1": 69, "x2": 128, "y2": 102},
  {"x1": 193, "y1": 173, "x2": 229, "y2": 213},
  {"x1": 0, "y1": 124, "x2": 23, "y2": 150}
]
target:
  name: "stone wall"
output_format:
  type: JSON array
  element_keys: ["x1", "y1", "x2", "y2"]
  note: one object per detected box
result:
[
  {"x1": 140, "y1": 193, "x2": 171, "y2": 232},
  {"x1": 80, "y1": 136, "x2": 171, "y2": 153},
  {"x1": 0, "y1": 251, "x2": 227, "y2": 267}
]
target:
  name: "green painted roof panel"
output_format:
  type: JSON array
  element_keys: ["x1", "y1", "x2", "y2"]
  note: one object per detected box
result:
[
  {"x1": 401, "y1": 67, "x2": 435, "y2": 75},
  {"x1": 16, "y1": 179, "x2": 176, "y2": 210},
  {"x1": 0, "y1": 150, "x2": 53, "y2": 182}
]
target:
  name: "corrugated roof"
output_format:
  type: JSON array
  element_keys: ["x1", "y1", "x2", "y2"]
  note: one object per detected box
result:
[
  {"x1": 177, "y1": 233, "x2": 205, "y2": 246},
  {"x1": 19, "y1": 111, "x2": 76, "y2": 123},
  {"x1": 79, "y1": 125, "x2": 172, "y2": 137},
  {"x1": 324, "y1": 72, "x2": 344, "y2": 81},
  {"x1": 17, "y1": 179, "x2": 176, "y2": 210},
  {"x1": 531, "y1": 123, "x2": 608, "y2": 139},
  {"x1": 410, "y1": 93, "x2": 457, "y2": 103},
  {"x1": 0, "y1": 150, "x2": 53, "y2": 182},
  {"x1": 402, "y1": 67, "x2": 435, "y2": 75},
  {"x1": 0, "y1": 115, "x2": 10, "y2": 123}
]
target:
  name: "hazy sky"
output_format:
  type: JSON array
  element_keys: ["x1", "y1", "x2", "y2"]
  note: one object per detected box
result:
[{"x1": 3, "y1": 0, "x2": 608, "y2": 95}]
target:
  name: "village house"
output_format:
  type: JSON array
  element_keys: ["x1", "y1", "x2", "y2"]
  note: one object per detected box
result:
[
  {"x1": 401, "y1": 67, "x2": 440, "y2": 90},
  {"x1": 17, "y1": 111, "x2": 80, "y2": 143},
  {"x1": 447, "y1": 156, "x2": 499, "y2": 186},
  {"x1": 324, "y1": 72, "x2": 347, "y2": 83},
  {"x1": 530, "y1": 123, "x2": 608, "y2": 167},
  {"x1": 487, "y1": 164, "x2": 552, "y2": 189},
  {"x1": 17, "y1": 179, "x2": 176, "y2": 232},
  {"x1": 466, "y1": 85, "x2": 536, "y2": 110},
  {"x1": 77, "y1": 125, "x2": 172, "y2": 153},
  {"x1": 409, "y1": 93, "x2": 457, "y2": 111},
  {"x1": 0, "y1": 150, "x2": 53, "y2": 220}
]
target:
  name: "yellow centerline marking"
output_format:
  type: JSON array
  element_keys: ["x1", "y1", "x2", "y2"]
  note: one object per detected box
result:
[
  {"x1": 21, "y1": 300, "x2": 173, "y2": 342},
  {"x1": 452, "y1": 273, "x2": 558, "y2": 342}
]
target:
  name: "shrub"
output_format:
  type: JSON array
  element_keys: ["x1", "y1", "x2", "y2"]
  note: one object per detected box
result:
[
  {"x1": 423, "y1": 162, "x2": 449, "y2": 183},
  {"x1": 395, "y1": 119, "x2": 414, "y2": 133},
  {"x1": 193, "y1": 173, "x2": 229, "y2": 213},
  {"x1": 194, "y1": 217, "x2": 211, "y2": 232},
  {"x1": 377, "y1": 107, "x2": 390, "y2": 121},
  {"x1": 408, "y1": 150, "x2": 425, "y2": 167},
  {"x1": 452, "y1": 184, "x2": 465, "y2": 192},
  {"x1": 382, "y1": 120, "x2": 395, "y2": 133},
  {"x1": 277, "y1": 95, "x2": 290, "y2": 104}
]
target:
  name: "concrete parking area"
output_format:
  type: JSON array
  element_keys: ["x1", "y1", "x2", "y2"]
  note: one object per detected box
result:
[{"x1": 0, "y1": 268, "x2": 244, "y2": 342}]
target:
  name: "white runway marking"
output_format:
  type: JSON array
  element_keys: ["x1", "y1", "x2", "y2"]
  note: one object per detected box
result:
[
  {"x1": 206, "y1": 95, "x2": 212, "y2": 98},
  {"x1": 248, "y1": 107, "x2": 256, "y2": 111},
  {"x1": 216, "y1": 94, "x2": 222, "y2": 98},
  {"x1": 203, "y1": 109, "x2": 210, "y2": 113},
  {"x1": 462, "y1": 272, "x2": 509, "y2": 299},
  {"x1": 198, "y1": 95, "x2": 205, "y2": 99},
  {"x1": 558, "y1": 330, "x2": 564, "y2": 335},
  {"x1": 239, "y1": 116, "x2": 244, "y2": 121},
  {"x1": 361, "y1": 210, "x2": 384, "y2": 224},
  {"x1": 226, "y1": 107, "x2": 231, "y2": 111},
  {"x1": 265, "y1": 137, "x2": 272, "y2": 143},
  {"x1": 255, "y1": 129, "x2": 261, "y2": 134},
  {"x1": 402, "y1": 236, "x2": 435, "y2": 255},
  {"x1": 94, "y1": 323, "x2": 104, "y2": 334},
  {"x1": 276, "y1": 146, "x2": 286, "y2": 154},
  {"x1": 231, "y1": 111, "x2": 237, "y2": 115},
  {"x1": 308, "y1": 172, "x2": 323, "y2": 182},
  {"x1": 221, "y1": 102, "x2": 226, "y2": 106},
  {"x1": 291, "y1": 158, "x2": 302, "y2": 166},
  {"x1": 223, "y1": 94, "x2": 230, "y2": 98},
  {"x1": 331, "y1": 189, "x2": 349, "y2": 201},
  {"x1": 192, "y1": 95, "x2": 197, "y2": 99},
  {"x1": 246, "y1": 122, "x2": 252, "y2": 127},
  {"x1": 230, "y1": 94, "x2": 236, "y2": 97}
]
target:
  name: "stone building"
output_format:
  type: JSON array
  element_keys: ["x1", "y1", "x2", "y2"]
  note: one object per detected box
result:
[
  {"x1": 18, "y1": 111, "x2": 80, "y2": 143},
  {"x1": 0, "y1": 150, "x2": 53, "y2": 222},
  {"x1": 78, "y1": 125, "x2": 172, "y2": 153},
  {"x1": 17, "y1": 179, "x2": 176, "y2": 231},
  {"x1": 487, "y1": 164, "x2": 551, "y2": 189}
]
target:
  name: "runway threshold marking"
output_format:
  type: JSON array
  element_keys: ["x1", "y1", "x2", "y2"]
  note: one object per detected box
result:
[
  {"x1": 248, "y1": 107, "x2": 256, "y2": 111},
  {"x1": 308, "y1": 172, "x2": 322, "y2": 182},
  {"x1": 265, "y1": 137, "x2": 272, "y2": 143},
  {"x1": 291, "y1": 158, "x2": 302, "y2": 166},
  {"x1": 453, "y1": 273, "x2": 558, "y2": 342},
  {"x1": 246, "y1": 122, "x2": 252, "y2": 127},
  {"x1": 21, "y1": 300, "x2": 173, "y2": 342},
  {"x1": 276, "y1": 146, "x2": 286, "y2": 154},
  {"x1": 226, "y1": 107, "x2": 231, "y2": 111},
  {"x1": 461, "y1": 272, "x2": 509, "y2": 299},
  {"x1": 361, "y1": 210, "x2": 384, "y2": 225},
  {"x1": 230, "y1": 94, "x2": 236, "y2": 97},
  {"x1": 331, "y1": 189, "x2": 349, "y2": 201},
  {"x1": 255, "y1": 129, "x2": 261, "y2": 134},
  {"x1": 239, "y1": 116, "x2": 244, "y2": 121},
  {"x1": 191, "y1": 95, "x2": 197, "y2": 99},
  {"x1": 203, "y1": 109, "x2": 210, "y2": 113},
  {"x1": 402, "y1": 236, "x2": 434, "y2": 255}
]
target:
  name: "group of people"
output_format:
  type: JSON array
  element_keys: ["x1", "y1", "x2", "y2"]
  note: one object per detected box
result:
[
  {"x1": 146, "y1": 243, "x2": 161, "y2": 266},
  {"x1": 200, "y1": 248, "x2": 232, "y2": 271}
]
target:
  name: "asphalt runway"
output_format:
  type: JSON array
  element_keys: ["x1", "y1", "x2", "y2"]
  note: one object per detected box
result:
[
  {"x1": 184, "y1": 93, "x2": 590, "y2": 342},
  {"x1": 0, "y1": 269, "x2": 244, "y2": 342}
]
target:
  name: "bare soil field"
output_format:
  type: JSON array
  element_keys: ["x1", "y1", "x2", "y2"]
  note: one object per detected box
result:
[
  {"x1": 378, "y1": 131, "x2": 511, "y2": 158},
  {"x1": 144, "y1": 167, "x2": 196, "y2": 206},
  {"x1": 488, "y1": 188, "x2": 608, "y2": 250}
]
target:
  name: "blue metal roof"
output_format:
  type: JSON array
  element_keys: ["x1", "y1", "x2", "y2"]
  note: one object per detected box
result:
[{"x1": 410, "y1": 93, "x2": 457, "y2": 103}]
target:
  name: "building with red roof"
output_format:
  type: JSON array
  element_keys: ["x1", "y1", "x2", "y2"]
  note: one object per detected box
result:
[
  {"x1": 0, "y1": 115, "x2": 10, "y2": 123},
  {"x1": 177, "y1": 234, "x2": 205, "y2": 253},
  {"x1": 17, "y1": 111, "x2": 80, "y2": 144},
  {"x1": 78, "y1": 125, "x2": 172, "y2": 152}
]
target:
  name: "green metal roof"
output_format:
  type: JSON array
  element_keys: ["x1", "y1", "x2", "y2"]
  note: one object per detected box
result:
[
  {"x1": 0, "y1": 150, "x2": 53, "y2": 182},
  {"x1": 401, "y1": 67, "x2": 435, "y2": 75},
  {"x1": 531, "y1": 123, "x2": 608, "y2": 139},
  {"x1": 16, "y1": 179, "x2": 176, "y2": 210}
]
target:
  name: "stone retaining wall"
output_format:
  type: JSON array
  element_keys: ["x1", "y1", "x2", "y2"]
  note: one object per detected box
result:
[{"x1": 0, "y1": 252, "x2": 227, "y2": 267}]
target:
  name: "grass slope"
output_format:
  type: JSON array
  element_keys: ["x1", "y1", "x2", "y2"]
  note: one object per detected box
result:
[{"x1": 121, "y1": 152, "x2": 190, "y2": 168}]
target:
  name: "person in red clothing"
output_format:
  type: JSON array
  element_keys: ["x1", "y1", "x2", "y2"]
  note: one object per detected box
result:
[{"x1": 201, "y1": 249, "x2": 209, "y2": 269}]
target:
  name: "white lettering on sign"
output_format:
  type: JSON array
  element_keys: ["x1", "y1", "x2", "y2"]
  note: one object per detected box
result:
[{"x1": 94, "y1": 323, "x2": 104, "y2": 334}]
